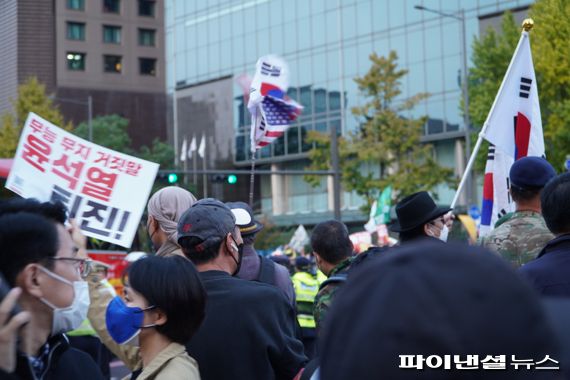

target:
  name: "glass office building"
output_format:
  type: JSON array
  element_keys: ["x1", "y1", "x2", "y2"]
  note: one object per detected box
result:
[{"x1": 165, "y1": 0, "x2": 533, "y2": 224}]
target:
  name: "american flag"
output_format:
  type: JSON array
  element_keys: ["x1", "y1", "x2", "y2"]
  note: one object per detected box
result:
[{"x1": 248, "y1": 55, "x2": 303, "y2": 152}]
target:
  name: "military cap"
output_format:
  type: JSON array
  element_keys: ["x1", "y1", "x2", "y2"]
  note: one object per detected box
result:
[{"x1": 510, "y1": 156, "x2": 556, "y2": 189}]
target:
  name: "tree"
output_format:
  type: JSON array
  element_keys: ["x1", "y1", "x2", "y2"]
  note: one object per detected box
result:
[
  {"x1": 0, "y1": 77, "x2": 72, "y2": 158},
  {"x1": 74, "y1": 114, "x2": 133, "y2": 154},
  {"x1": 468, "y1": 2, "x2": 570, "y2": 171},
  {"x1": 306, "y1": 51, "x2": 455, "y2": 210},
  {"x1": 531, "y1": 0, "x2": 570, "y2": 169},
  {"x1": 74, "y1": 115, "x2": 174, "y2": 169},
  {"x1": 138, "y1": 138, "x2": 175, "y2": 168}
]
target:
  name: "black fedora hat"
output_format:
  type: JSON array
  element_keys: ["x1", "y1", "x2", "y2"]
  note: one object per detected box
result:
[
  {"x1": 390, "y1": 191, "x2": 451, "y2": 232},
  {"x1": 225, "y1": 201, "x2": 263, "y2": 236}
]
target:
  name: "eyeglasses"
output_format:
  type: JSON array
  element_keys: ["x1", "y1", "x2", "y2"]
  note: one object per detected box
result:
[{"x1": 46, "y1": 257, "x2": 93, "y2": 278}]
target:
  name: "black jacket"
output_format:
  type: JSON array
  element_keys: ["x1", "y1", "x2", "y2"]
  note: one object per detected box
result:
[
  {"x1": 13, "y1": 334, "x2": 104, "y2": 380},
  {"x1": 186, "y1": 270, "x2": 307, "y2": 380},
  {"x1": 519, "y1": 234, "x2": 570, "y2": 296}
]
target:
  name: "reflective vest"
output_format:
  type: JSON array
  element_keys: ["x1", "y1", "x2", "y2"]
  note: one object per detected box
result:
[{"x1": 292, "y1": 271, "x2": 319, "y2": 329}]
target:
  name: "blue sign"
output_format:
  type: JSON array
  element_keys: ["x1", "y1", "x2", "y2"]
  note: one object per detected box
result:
[
  {"x1": 468, "y1": 205, "x2": 481, "y2": 220},
  {"x1": 565, "y1": 159, "x2": 570, "y2": 171}
]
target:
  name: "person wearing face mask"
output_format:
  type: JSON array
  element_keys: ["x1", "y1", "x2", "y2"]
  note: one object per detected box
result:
[
  {"x1": 177, "y1": 199, "x2": 307, "y2": 380},
  {"x1": 390, "y1": 191, "x2": 453, "y2": 243},
  {"x1": 0, "y1": 208, "x2": 104, "y2": 380},
  {"x1": 92, "y1": 255, "x2": 205, "y2": 380},
  {"x1": 146, "y1": 186, "x2": 197, "y2": 257}
]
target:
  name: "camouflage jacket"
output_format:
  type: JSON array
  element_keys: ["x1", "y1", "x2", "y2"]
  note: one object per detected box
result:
[
  {"x1": 313, "y1": 257, "x2": 353, "y2": 333},
  {"x1": 480, "y1": 210, "x2": 554, "y2": 268}
]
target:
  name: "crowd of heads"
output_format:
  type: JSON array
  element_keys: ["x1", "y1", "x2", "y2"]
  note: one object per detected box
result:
[{"x1": 2, "y1": 157, "x2": 570, "y2": 379}]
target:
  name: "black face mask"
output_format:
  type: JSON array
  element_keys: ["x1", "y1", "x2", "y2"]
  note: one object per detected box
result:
[{"x1": 230, "y1": 236, "x2": 244, "y2": 276}]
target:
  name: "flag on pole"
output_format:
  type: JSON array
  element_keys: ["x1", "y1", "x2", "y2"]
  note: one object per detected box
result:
[
  {"x1": 479, "y1": 29, "x2": 544, "y2": 236},
  {"x1": 180, "y1": 137, "x2": 187, "y2": 163},
  {"x1": 248, "y1": 55, "x2": 303, "y2": 153},
  {"x1": 197, "y1": 134, "x2": 206, "y2": 159},
  {"x1": 479, "y1": 145, "x2": 515, "y2": 236},
  {"x1": 188, "y1": 135, "x2": 197, "y2": 159},
  {"x1": 364, "y1": 186, "x2": 392, "y2": 232}
]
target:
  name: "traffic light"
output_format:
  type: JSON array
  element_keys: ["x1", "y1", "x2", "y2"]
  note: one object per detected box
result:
[
  {"x1": 227, "y1": 174, "x2": 237, "y2": 184},
  {"x1": 167, "y1": 173, "x2": 178, "y2": 184}
]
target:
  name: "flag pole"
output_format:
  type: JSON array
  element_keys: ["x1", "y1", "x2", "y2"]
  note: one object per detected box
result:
[
  {"x1": 450, "y1": 20, "x2": 533, "y2": 209},
  {"x1": 249, "y1": 150, "x2": 256, "y2": 206}
]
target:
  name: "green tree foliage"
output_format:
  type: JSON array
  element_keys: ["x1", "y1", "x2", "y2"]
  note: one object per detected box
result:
[
  {"x1": 306, "y1": 51, "x2": 455, "y2": 210},
  {"x1": 138, "y1": 138, "x2": 175, "y2": 169},
  {"x1": 0, "y1": 77, "x2": 72, "y2": 158},
  {"x1": 74, "y1": 115, "x2": 133, "y2": 154},
  {"x1": 531, "y1": 0, "x2": 570, "y2": 169},
  {"x1": 469, "y1": 2, "x2": 570, "y2": 171}
]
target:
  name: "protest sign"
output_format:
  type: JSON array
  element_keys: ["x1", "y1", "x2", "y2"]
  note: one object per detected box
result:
[{"x1": 5, "y1": 112, "x2": 159, "y2": 248}]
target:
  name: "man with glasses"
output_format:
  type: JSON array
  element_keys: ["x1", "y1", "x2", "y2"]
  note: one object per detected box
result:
[{"x1": 0, "y1": 199, "x2": 103, "y2": 380}]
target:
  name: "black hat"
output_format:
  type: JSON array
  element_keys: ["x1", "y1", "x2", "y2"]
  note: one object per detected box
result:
[
  {"x1": 510, "y1": 156, "x2": 556, "y2": 189},
  {"x1": 177, "y1": 198, "x2": 250, "y2": 249},
  {"x1": 295, "y1": 256, "x2": 311, "y2": 268},
  {"x1": 320, "y1": 242, "x2": 561, "y2": 380},
  {"x1": 225, "y1": 201, "x2": 263, "y2": 236},
  {"x1": 390, "y1": 191, "x2": 450, "y2": 232}
]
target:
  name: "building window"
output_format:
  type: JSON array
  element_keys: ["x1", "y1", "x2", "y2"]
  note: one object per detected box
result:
[
  {"x1": 67, "y1": 0, "x2": 84, "y2": 10},
  {"x1": 103, "y1": 25, "x2": 121, "y2": 44},
  {"x1": 67, "y1": 52, "x2": 86, "y2": 71},
  {"x1": 104, "y1": 55, "x2": 122, "y2": 73},
  {"x1": 103, "y1": 0, "x2": 120, "y2": 13},
  {"x1": 66, "y1": 22, "x2": 85, "y2": 40},
  {"x1": 138, "y1": 29, "x2": 156, "y2": 46},
  {"x1": 138, "y1": 0, "x2": 155, "y2": 17},
  {"x1": 139, "y1": 58, "x2": 156, "y2": 76}
]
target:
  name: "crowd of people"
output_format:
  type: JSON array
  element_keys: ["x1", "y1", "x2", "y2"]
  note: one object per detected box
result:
[{"x1": 1, "y1": 156, "x2": 570, "y2": 379}]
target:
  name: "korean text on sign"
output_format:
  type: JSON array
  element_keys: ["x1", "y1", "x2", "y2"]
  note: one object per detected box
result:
[{"x1": 5, "y1": 112, "x2": 159, "y2": 248}]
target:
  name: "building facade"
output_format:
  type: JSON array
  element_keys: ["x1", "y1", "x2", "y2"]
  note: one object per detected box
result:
[
  {"x1": 165, "y1": 0, "x2": 532, "y2": 225},
  {"x1": 0, "y1": 0, "x2": 166, "y2": 148}
]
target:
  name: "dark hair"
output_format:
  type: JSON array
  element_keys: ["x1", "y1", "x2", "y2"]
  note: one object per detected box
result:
[
  {"x1": 242, "y1": 234, "x2": 256, "y2": 246},
  {"x1": 0, "y1": 198, "x2": 67, "y2": 224},
  {"x1": 398, "y1": 224, "x2": 428, "y2": 242},
  {"x1": 0, "y1": 213, "x2": 59, "y2": 286},
  {"x1": 128, "y1": 255, "x2": 206, "y2": 344},
  {"x1": 511, "y1": 185, "x2": 541, "y2": 203},
  {"x1": 178, "y1": 236, "x2": 223, "y2": 265},
  {"x1": 310, "y1": 220, "x2": 353, "y2": 265},
  {"x1": 541, "y1": 173, "x2": 570, "y2": 235}
]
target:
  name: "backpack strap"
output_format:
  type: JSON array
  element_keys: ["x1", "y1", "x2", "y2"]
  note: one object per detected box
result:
[
  {"x1": 319, "y1": 273, "x2": 348, "y2": 291},
  {"x1": 257, "y1": 255, "x2": 276, "y2": 285}
]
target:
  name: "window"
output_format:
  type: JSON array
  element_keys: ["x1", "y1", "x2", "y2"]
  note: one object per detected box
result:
[
  {"x1": 103, "y1": 0, "x2": 120, "y2": 13},
  {"x1": 103, "y1": 55, "x2": 122, "y2": 73},
  {"x1": 103, "y1": 25, "x2": 121, "y2": 44},
  {"x1": 139, "y1": 58, "x2": 156, "y2": 76},
  {"x1": 67, "y1": 0, "x2": 84, "y2": 10},
  {"x1": 67, "y1": 22, "x2": 85, "y2": 40},
  {"x1": 67, "y1": 52, "x2": 86, "y2": 71},
  {"x1": 138, "y1": 28, "x2": 156, "y2": 46},
  {"x1": 138, "y1": 0, "x2": 155, "y2": 17}
]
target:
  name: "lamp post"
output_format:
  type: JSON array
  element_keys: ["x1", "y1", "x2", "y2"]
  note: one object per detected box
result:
[
  {"x1": 51, "y1": 95, "x2": 93, "y2": 141},
  {"x1": 414, "y1": 5, "x2": 473, "y2": 207}
]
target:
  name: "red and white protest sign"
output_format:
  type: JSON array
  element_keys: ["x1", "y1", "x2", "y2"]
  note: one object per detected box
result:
[{"x1": 5, "y1": 112, "x2": 159, "y2": 248}]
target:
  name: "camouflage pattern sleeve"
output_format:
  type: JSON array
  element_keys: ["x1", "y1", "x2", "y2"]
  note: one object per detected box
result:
[{"x1": 313, "y1": 283, "x2": 338, "y2": 333}]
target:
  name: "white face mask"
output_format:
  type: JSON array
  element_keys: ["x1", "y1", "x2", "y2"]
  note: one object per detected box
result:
[
  {"x1": 37, "y1": 266, "x2": 90, "y2": 335},
  {"x1": 428, "y1": 223, "x2": 449, "y2": 243},
  {"x1": 438, "y1": 225, "x2": 449, "y2": 242}
]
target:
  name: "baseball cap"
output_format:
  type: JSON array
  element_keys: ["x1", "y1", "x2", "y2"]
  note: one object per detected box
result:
[
  {"x1": 177, "y1": 198, "x2": 250, "y2": 249},
  {"x1": 510, "y1": 156, "x2": 556, "y2": 189},
  {"x1": 226, "y1": 201, "x2": 263, "y2": 235}
]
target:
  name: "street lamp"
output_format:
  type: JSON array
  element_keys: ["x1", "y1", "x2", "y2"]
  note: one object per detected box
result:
[{"x1": 414, "y1": 5, "x2": 473, "y2": 208}]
